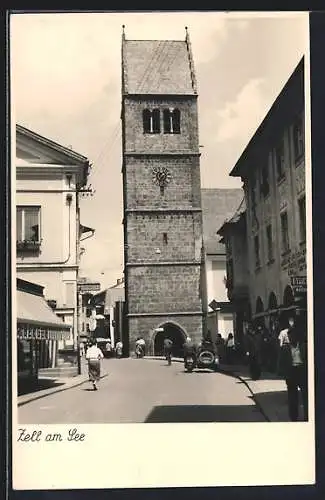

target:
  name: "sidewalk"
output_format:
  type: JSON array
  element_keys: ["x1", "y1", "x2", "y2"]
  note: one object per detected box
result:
[
  {"x1": 145, "y1": 356, "x2": 291, "y2": 422},
  {"x1": 18, "y1": 359, "x2": 109, "y2": 407},
  {"x1": 217, "y1": 362, "x2": 290, "y2": 422}
]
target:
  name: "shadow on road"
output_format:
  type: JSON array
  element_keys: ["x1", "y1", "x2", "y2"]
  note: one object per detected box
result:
[
  {"x1": 144, "y1": 404, "x2": 266, "y2": 423},
  {"x1": 18, "y1": 378, "x2": 65, "y2": 396}
]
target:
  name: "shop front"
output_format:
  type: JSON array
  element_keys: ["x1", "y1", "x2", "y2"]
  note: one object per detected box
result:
[{"x1": 17, "y1": 279, "x2": 71, "y2": 391}]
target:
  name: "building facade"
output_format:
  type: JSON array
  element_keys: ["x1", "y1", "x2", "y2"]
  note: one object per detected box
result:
[
  {"x1": 201, "y1": 188, "x2": 244, "y2": 339},
  {"x1": 219, "y1": 58, "x2": 306, "y2": 334},
  {"x1": 16, "y1": 124, "x2": 91, "y2": 357},
  {"x1": 218, "y1": 207, "x2": 250, "y2": 342},
  {"x1": 121, "y1": 28, "x2": 205, "y2": 355}
]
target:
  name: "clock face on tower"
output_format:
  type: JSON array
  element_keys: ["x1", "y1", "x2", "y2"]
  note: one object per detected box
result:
[{"x1": 152, "y1": 166, "x2": 172, "y2": 187}]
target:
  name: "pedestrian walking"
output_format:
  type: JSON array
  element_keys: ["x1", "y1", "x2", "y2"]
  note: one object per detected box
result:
[
  {"x1": 115, "y1": 340, "x2": 123, "y2": 358},
  {"x1": 105, "y1": 339, "x2": 113, "y2": 357},
  {"x1": 79, "y1": 341, "x2": 85, "y2": 358},
  {"x1": 277, "y1": 315, "x2": 308, "y2": 421},
  {"x1": 245, "y1": 325, "x2": 262, "y2": 380},
  {"x1": 163, "y1": 337, "x2": 173, "y2": 365},
  {"x1": 226, "y1": 333, "x2": 235, "y2": 364},
  {"x1": 215, "y1": 334, "x2": 225, "y2": 362},
  {"x1": 85, "y1": 339, "x2": 104, "y2": 391},
  {"x1": 259, "y1": 325, "x2": 272, "y2": 370}
]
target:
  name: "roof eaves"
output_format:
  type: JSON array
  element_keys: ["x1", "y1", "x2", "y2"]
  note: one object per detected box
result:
[
  {"x1": 16, "y1": 124, "x2": 89, "y2": 165},
  {"x1": 229, "y1": 57, "x2": 304, "y2": 178}
]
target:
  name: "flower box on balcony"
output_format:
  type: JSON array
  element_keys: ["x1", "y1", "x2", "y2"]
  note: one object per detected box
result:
[{"x1": 16, "y1": 240, "x2": 41, "y2": 251}]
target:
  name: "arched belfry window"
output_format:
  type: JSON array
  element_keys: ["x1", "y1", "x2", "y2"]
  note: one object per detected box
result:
[
  {"x1": 172, "y1": 109, "x2": 180, "y2": 133},
  {"x1": 163, "y1": 109, "x2": 171, "y2": 134},
  {"x1": 152, "y1": 109, "x2": 160, "y2": 133},
  {"x1": 143, "y1": 108, "x2": 160, "y2": 134},
  {"x1": 163, "y1": 108, "x2": 181, "y2": 134},
  {"x1": 143, "y1": 109, "x2": 151, "y2": 133}
]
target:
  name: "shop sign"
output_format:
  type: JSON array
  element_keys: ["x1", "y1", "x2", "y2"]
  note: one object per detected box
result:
[
  {"x1": 17, "y1": 324, "x2": 71, "y2": 341},
  {"x1": 290, "y1": 276, "x2": 307, "y2": 294},
  {"x1": 78, "y1": 282, "x2": 100, "y2": 293}
]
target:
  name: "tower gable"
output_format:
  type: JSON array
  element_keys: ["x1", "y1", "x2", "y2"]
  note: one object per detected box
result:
[{"x1": 122, "y1": 31, "x2": 197, "y2": 96}]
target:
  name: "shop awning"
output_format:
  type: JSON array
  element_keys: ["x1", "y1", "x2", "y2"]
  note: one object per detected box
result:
[{"x1": 17, "y1": 290, "x2": 71, "y2": 341}]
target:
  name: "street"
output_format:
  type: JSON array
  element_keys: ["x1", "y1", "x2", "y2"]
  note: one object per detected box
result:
[{"x1": 19, "y1": 358, "x2": 267, "y2": 423}]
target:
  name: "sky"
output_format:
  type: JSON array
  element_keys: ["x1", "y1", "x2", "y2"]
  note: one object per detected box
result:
[{"x1": 11, "y1": 11, "x2": 308, "y2": 289}]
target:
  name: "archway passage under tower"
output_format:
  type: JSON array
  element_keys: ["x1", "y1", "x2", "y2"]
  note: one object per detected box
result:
[{"x1": 154, "y1": 323, "x2": 186, "y2": 358}]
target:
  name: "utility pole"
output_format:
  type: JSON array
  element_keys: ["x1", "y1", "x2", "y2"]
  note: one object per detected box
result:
[{"x1": 76, "y1": 287, "x2": 82, "y2": 375}]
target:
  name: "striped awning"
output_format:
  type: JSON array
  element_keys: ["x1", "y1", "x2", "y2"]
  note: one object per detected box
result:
[{"x1": 17, "y1": 289, "x2": 71, "y2": 341}]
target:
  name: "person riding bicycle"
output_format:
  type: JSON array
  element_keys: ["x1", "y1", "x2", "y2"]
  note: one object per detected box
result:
[
  {"x1": 135, "y1": 337, "x2": 145, "y2": 358},
  {"x1": 135, "y1": 337, "x2": 146, "y2": 357},
  {"x1": 163, "y1": 337, "x2": 173, "y2": 363}
]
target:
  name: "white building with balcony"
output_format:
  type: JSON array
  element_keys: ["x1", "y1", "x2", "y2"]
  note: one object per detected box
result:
[{"x1": 16, "y1": 124, "x2": 92, "y2": 358}]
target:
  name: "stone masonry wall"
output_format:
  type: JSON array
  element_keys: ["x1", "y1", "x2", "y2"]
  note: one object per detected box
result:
[
  {"x1": 127, "y1": 264, "x2": 202, "y2": 314},
  {"x1": 124, "y1": 97, "x2": 199, "y2": 154},
  {"x1": 128, "y1": 314, "x2": 203, "y2": 353},
  {"x1": 125, "y1": 156, "x2": 201, "y2": 209},
  {"x1": 127, "y1": 212, "x2": 203, "y2": 263}
]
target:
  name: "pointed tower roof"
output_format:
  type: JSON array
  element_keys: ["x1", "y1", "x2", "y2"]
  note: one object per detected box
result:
[{"x1": 122, "y1": 26, "x2": 197, "y2": 96}]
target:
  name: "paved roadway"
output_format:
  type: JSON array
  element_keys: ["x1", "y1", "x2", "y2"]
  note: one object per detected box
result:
[{"x1": 18, "y1": 358, "x2": 266, "y2": 424}]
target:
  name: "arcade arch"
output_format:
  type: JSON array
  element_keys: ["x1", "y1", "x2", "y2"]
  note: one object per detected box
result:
[{"x1": 153, "y1": 322, "x2": 187, "y2": 358}]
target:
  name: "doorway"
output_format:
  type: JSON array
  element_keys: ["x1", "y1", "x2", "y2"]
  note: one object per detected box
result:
[{"x1": 154, "y1": 323, "x2": 186, "y2": 358}]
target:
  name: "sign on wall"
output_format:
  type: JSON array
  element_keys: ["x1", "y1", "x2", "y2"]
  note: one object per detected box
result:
[
  {"x1": 290, "y1": 276, "x2": 307, "y2": 294},
  {"x1": 78, "y1": 283, "x2": 100, "y2": 293},
  {"x1": 281, "y1": 247, "x2": 306, "y2": 276}
]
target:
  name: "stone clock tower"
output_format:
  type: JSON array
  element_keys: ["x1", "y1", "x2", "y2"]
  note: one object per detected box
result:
[{"x1": 121, "y1": 26, "x2": 206, "y2": 356}]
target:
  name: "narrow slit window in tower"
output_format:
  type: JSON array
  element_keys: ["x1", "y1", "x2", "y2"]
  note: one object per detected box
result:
[{"x1": 163, "y1": 233, "x2": 168, "y2": 245}]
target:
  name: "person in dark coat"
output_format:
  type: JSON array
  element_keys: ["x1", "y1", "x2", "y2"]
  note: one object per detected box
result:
[
  {"x1": 277, "y1": 315, "x2": 308, "y2": 421},
  {"x1": 215, "y1": 334, "x2": 225, "y2": 362},
  {"x1": 245, "y1": 325, "x2": 262, "y2": 380},
  {"x1": 226, "y1": 333, "x2": 235, "y2": 364}
]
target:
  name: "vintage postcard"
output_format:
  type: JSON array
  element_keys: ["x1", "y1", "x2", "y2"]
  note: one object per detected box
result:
[{"x1": 11, "y1": 10, "x2": 315, "y2": 490}]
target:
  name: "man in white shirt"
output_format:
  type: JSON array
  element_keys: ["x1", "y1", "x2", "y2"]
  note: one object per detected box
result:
[{"x1": 85, "y1": 340, "x2": 104, "y2": 390}]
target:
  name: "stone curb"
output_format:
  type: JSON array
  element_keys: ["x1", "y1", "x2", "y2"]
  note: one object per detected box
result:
[{"x1": 18, "y1": 372, "x2": 109, "y2": 407}]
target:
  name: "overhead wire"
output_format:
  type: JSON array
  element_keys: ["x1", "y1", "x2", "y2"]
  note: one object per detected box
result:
[{"x1": 90, "y1": 121, "x2": 120, "y2": 175}]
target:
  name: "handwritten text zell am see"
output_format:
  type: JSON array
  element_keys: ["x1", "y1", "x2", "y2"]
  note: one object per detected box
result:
[{"x1": 17, "y1": 428, "x2": 85, "y2": 442}]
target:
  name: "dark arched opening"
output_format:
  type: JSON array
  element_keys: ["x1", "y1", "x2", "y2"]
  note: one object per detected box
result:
[
  {"x1": 283, "y1": 285, "x2": 294, "y2": 307},
  {"x1": 283, "y1": 285, "x2": 295, "y2": 307},
  {"x1": 152, "y1": 108, "x2": 160, "y2": 133},
  {"x1": 255, "y1": 296, "x2": 265, "y2": 328},
  {"x1": 268, "y1": 292, "x2": 278, "y2": 334},
  {"x1": 268, "y1": 292, "x2": 278, "y2": 311},
  {"x1": 256, "y1": 296, "x2": 264, "y2": 314},
  {"x1": 172, "y1": 108, "x2": 181, "y2": 133},
  {"x1": 154, "y1": 323, "x2": 186, "y2": 358},
  {"x1": 143, "y1": 109, "x2": 151, "y2": 133}
]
